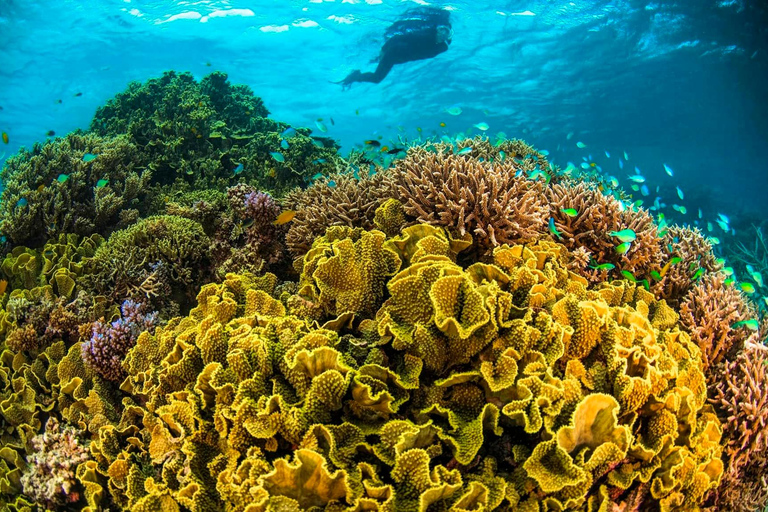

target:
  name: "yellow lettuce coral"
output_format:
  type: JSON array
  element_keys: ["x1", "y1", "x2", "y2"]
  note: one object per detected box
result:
[{"x1": 58, "y1": 226, "x2": 721, "y2": 512}]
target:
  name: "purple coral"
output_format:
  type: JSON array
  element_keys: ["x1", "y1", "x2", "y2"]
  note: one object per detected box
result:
[
  {"x1": 21, "y1": 417, "x2": 90, "y2": 509},
  {"x1": 81, "y1": 299, "x2": 158, "y2": 381},
  {"x1": 244, "y1": 190, "x2": 281, "y2": 228}
]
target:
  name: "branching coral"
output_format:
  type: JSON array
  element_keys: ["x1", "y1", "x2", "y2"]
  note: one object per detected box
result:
[
  {"x1": 0, "y1": 133, "x2": 153, "y2": 247},
  {"x1": 20, "y1": 417, "x2": 91, "y2": 510},
  {"x1": 394, "y1": 147, "x2": 548, "y2": 254},
  {"x1": 679, "y1": 272, "x2": 759, "y2": 373},
  {"x1": 652, "y1": 225, "x2": 722, "y2": 304},
  {"x1": 81, "y1": 299, "x2": 158, "y2": 382},
  {"x1": 283, "y1": 172, "x2": 399, "y2": 256},
  {"x1": 709, "y1": 343, "x2": 768, "y2": 511},
  {"x1": 546, "y1": 182, "x2": 661, "y2": 282}
]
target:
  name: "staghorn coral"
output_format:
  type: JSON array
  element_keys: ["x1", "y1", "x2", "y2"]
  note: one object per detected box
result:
[
  {"x1": 546, "y1": 182, "x2": 661, "y2": 283},
  {"x1": 679, "y1": 271, "x2": 759, "y2": 373},
  {"x1": 0, "y1": 132, "x2": 153, "y2": 247},
  {"x1": 20, "y1": 417, "x2": 91, "y2": 510},
  {"x1": 652, "y1": 225, "x2": 722, "y2": 304},
  {"x1": 81, "y1": 299, "x2": 159, "y2": 382},
  {"x1": 394, "y1": 147, "x2": 548, "y2": 254},
  {"x1": 709, "y1": 342, "x2": 768, "y2": 511},
  {"x1": 76, "y1": 226, "x2": 723, "y2": 512},
  {"x1": 283, "y1": 171, "x2": 399, "y2": 256}
]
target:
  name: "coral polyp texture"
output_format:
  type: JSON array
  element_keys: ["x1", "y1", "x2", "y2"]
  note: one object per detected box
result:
[{"x1": 0, "y1": 70, "x2": 765, "y2": 512}]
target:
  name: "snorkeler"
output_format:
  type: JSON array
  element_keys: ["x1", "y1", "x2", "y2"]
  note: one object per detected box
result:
[{"x1": 336, "y1": 6, "x2": 452, "y2": 89}]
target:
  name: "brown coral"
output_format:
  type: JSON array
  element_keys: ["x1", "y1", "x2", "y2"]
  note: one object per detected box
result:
[
  {"x1": 679, "y1": 272, "x2": 758, "y2": 372},
  {"x1": 652, "y1": 225, "x2": 722, "y2": 304},
  {"x1": 394, "y1": 148, "x2": 548, "y2": 253},
  {"x1": 709, "y1": 342, "x2": 768, "y2": 511},
  {"x1": 546, "y1": 182, "x2": 661, "y2": 282},
  {"x1": 282, "y1": 172, "x2": 398, "y2": 256}
]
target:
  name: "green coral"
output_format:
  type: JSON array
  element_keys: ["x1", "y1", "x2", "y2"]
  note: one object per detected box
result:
[
  {"x1": 91, "y1": 70, "x2": 341, "y2": 195},
  {"x1": 85, "y1": 215, "x2": 212, "y2": 311},
  {"x1": 0, "y1": 133, "x2": 153, "y2": 247}
]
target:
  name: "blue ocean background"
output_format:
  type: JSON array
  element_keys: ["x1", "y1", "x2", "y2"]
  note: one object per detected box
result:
[{"x1": 0, "y1": 0, "x2": 766, "y2": 228}]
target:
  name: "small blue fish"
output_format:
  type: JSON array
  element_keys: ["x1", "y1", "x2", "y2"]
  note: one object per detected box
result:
[
  {"x1": 270, "y1": 152, "x2": 285, "y2": 163},
  {"x1": 663, "y1": 163, "x2": 674, "y2": 176},
  {"x1": 280, "y1": 139, "x2": 289, "y2": 149},
  {"x1": 549, "y1": 218, "x2": 562, "y2": 239},
  {"x1": 618, "y1": 159, "x2": 624, "y2": 170},
  {"x1": 576, "y1": 141, "x2": 587, "y2": 149},
  {"x1": 605, "y1": 150, "x2": 611, "y2": 158},
  {"x1": 328, "y1": 180, "x2": 337, "y2": 188},
  {"x1": 83, "y1": 153, "x2": 97, "y2": 162},
  {"x1": 312, "y1": 158, "x2": 326, "y2": 164},
  {"x1": 640, "y1": 185, "x2": 649, "y2": 196},
  {"x1": 233, "y1": 163, "x2": 244, "y2": 175},
  {"x1": 676, "y1": 186, "x2": 684, "y2": 200},
  {"x1": 627, "y1": 174, "x2": 645, "y2": 183},
  {"x1": 624, "y1": 151, "x2": 629, "y2": 160},
  {"x1": 56, "y1": 174, "x2": 69, "y2": 183},
  {"x1": 457, "y1": 147, "x2": 473, "y2": 156},
  {"x1": 312, "y1": 139, "x2": 324, "y2": 148},
  {"x1": 311, "y1": 172, "x2": 323, "y2": 180},
  {"x1": 315, "y1": 120, "x2": 328, "y2": 133},
  {"x1": 281, "y1": 127, "x2": 297, "y2": 138},
  {"x1": 445, "y1": 106, "x2": 462, "y2": 116},
  {"x1": 474, "y1": 122, "x2": 489, "y2": 131},
  {"x1": 16, "y1": 198, "x2": 28, "y2": 208}
]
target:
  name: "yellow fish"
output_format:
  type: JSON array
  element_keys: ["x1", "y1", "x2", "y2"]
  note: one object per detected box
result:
[
  {"x1": 0, "y1": 280, "x2": 6, "y2": 295},
  {"x1": 2, "y1": 132, "x2": 8, "y2": 144},
  {"x1": 273, "y1": 210, "x2": 297, "y2": 225},
  {"x1": 440, "y1": 122, "x2": 446, "y2": 127},
  {"x1": 381, "y1": 145, "x2": 389, "y2": 152}
]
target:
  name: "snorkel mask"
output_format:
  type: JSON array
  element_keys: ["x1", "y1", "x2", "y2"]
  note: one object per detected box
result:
[{"x1": 436, "y1": 25, "x2": 453, "y2": 45}]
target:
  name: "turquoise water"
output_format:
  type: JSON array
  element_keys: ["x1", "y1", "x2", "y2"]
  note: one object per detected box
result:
[{"x1": 2, "y1": 0, "x2": 766, "y2": 219}]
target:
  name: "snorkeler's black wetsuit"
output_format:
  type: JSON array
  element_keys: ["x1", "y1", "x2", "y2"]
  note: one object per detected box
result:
[{"x1": 338, "y1": 7, "x2": 452, "y2": 88}]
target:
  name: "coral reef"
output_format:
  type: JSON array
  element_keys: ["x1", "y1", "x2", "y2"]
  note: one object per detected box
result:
[
  {"x1": 652, "y1": 225, "x2": 722, "y2": 304},
  {"x1": 0, "y1": 69, "x2": 765, "y2": 511},
  {"x1": 75, "y1": 227, "x2": 722, "y2": 511},
  {"x1": 91, "y1": 70, "x2": 341, "y2": 194},
  {"x1": 679, "y1": 272, "x2": 759, "y2": 373},
  {"x1": 0, "y1": 133, "x2": 152, "y2": 247},
  {"x1": 546, "y1": 182, "x2": 661, "y2": 282},
  {"x1": 84, "y1": 215, "x2": 212, "y2": 311},
  {"x1": 81, "y1": 299, "x2": 159, "y2": 381},
  {"x1": 20, "y1": 417, "x2": 91, "y2": 510},
  {"x1": 394, "y1": 147, "x2": 548, "y2": 254},
  {"x1": 709, "y1": 342, "x2": 768, "y2": 511}
]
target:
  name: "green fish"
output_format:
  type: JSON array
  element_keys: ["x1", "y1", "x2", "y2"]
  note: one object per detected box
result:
[
  {"x1": 621, "y1": 270, "x2": 637, "y2": 282},
  {"x1": 96, "y1": 179, "x2": 109, "y2": 188},
  {"x1": 561, "y1": 208, "x2": 578, "y2": 217},
  {"x1": 315, "y1": 120, "x2": 328, "y2": 133},
  {"x1": 445, "y1": 106, "x2": 462, "y2": 116},
  {"x1": 56, "y1": 174, "x2": 69, "y2": 183},
  {"x1": 640, "y1": 279, "x2": 650, "y2": 291},
  {"x1": 731, "y1": 319, "x2": 759, "y2": 331},
  {"x1": 609, "y1": 229, "x2": 636, "y2": 243},
  {"x1": 669, "y1": 257, "x2": 683, "y2": 265},
  {"x1": 270, "y1": 151, "x2": 285, "y2": 163},
  {"x1": 591, "y1": 263, "x2": 616, "y2": 271},
  {"x1": 474, "y1": 122, "x2": 489, "y2": 131},
  {"x1": 498, "y1": 150, "x2": 506, "y2": 162},
  {"x1": 692, "y1": 268, "x2": 705, "y2": 281},
  {"x1": 615, "y1": 242, "x2": 632, "y2": 255},
  {"x1": 82, "y1": 153, "x2": 97, "y2": 162},
  {"x1": 548, "y1": 218, "x2": 562, "y2": 239},
  {"x1": 740, "y1": 282, "x2": 756, "y2": 294},
  {"x1": 456, "y1": 147, "x2": 473, "y2": 156},
  {"x1": 724, "y1": 277, "x2": 735, "y2": 286},
  {"x1": 650, "y1": 270, "x2": 662, "y2": 281}
]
